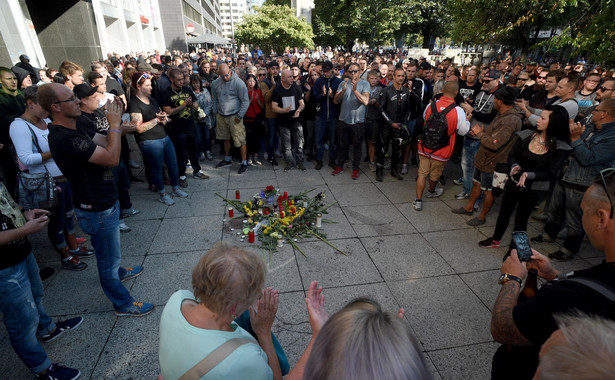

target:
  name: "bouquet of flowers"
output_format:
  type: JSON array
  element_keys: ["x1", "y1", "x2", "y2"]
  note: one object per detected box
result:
[{"x1": 217, "y1": 187, "x2": 346, "y2": 256}]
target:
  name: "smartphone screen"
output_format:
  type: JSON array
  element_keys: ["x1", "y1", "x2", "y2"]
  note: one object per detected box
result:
[{"x1": 512, "y1": 231, "x2": 533, "y2": 261}]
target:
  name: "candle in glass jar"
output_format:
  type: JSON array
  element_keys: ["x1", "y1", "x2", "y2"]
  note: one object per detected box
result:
[
  {"x1": 235, "y1": 190, "x2": 240, "y2": 199},
  {"x1": 228, "y1": 207, "x2": 234, "y2": 218},
  {"x1": 248, "y1": 230, "x2": 255, "y2": 243},
  {"x1": 277, "y1": 238, "x2": 283, "y2": 247},
  {"x1": 316, "y1": 213, "x2": 322, "y2": 227},
  {"x1": 283, "y1": 192, "x2": 288, "y2": 198}
]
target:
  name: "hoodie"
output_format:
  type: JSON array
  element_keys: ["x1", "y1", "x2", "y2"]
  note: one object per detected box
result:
[
  {"x1": 473, "y1": 105, "x2": 524, "y2": 173},
  {"x1": 211, "y1": 72, "x2": 249, "y2": 119}
]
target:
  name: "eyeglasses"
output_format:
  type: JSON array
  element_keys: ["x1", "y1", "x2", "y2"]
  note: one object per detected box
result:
[
  {"x1": 537, "y1": 76, "x2": 548, "y2": 79},
  {"x1": 54, "y1": 96, "x2": 76, "y2": 104},
  {"x1": 595, "y1": 168, "x2": 615, "y2": 219},
  {"x1": 258, "y1": 73, "x2": 266, "y2": 77},
  {"x1": 347, "y1": 70, "x2": 358, "y2": 74},
  {"x1": 221, "y1": 73, "x2": 231, "y2": 78},
  {"x1": 598, "y1": 86, "x2": 614, "y2": 92}
]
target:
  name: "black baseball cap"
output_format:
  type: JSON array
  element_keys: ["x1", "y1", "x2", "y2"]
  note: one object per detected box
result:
[
  {"x1": 419, "y1": 62, "x2": 432, "y2": 71},
  {"x1": 322, "y1": 61, "x2": 333, "y2": 72},
  {"x1": 74, "y1": 83, "x2": 98, "y2": 99}
]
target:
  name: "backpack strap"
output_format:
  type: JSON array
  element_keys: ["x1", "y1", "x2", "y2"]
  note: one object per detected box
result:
[
  {"x1": 440, "y1": 102, "x2": 457, "y2": 116},
  {"x1": 566, "y1": 277, "x2": 615, "y2": 302},
  {"x1": 178, "y1": 338, "x2": 256, "y2": 380}
]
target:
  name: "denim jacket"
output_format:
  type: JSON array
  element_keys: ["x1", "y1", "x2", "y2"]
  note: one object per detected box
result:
[{"x1": 562, "y1": 120, "x2": 615, "y2": 187}]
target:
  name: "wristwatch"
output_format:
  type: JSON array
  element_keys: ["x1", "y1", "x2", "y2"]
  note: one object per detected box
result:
[{"x1": 498, "y1": 273, "x2": 522, "y2": 286}]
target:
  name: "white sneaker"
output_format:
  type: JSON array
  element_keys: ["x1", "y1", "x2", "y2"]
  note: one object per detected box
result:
[
  {"x1": 159, "y1": 193, "x2": 175, "y2": 205},
  {"x1": 453, "y1": 177, "x2": 464, "y2": 185},
  {"x1": 412, "y1": 200, "x2": 423, "y2": 211},
  {"x1": 119, "y1": 223, "x2": 131, "y2": 233},
  {"x1": 173, "y1": 188, "x2": 189, "y2": 198},
  {"x1": 129, "y1": 160, "x2": 140, "y2": 169},
  {"x1": 455, "y1": 191, "x2": 469, "y2": 200},
  {"x1": 426, "y1": 188, "x2": 444, "y2": 198},
  {"x1": 206, "y1": 151, "x2": 213, "y2": 160},
  {"x1": 369, "y1": 162, "x2": 376, "y2": 172},
  {"x1": 401, "y1": 164, "x2": 409, "y2": 175}
]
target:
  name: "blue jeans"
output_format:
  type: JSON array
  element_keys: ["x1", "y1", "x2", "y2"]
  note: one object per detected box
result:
[
  {"x1": 48, "y1": 180, "x2": 76, "y2": 251},
  {"x1": 74, "y1": 202, "x2": 134, "y2": 311},
  {"x1": 266, "y1": 117, "x2": 278, "y2": 159},
  {"x1": 140, "y1": 136, "x2": 180, "y2": 193},
  {"x1": 462, "y1": 138, "x2": 480, "y2": 194},
  {"x1": 315, "y1": 117, "x2": 337, "y2": 162},
  {"x1": 195, "y1": 120, "x2": 212, "y2": 153},
  {"x1": 0, "y1": 253, "x2": 54, "y2": 373}
]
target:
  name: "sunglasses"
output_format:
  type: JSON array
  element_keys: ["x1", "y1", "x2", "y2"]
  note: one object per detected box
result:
[
  {"x1": 595, "y1": 168, "x2": 615, "y2": 219},
  {"x1": 54, "y1": 96, "x2": 76, "y2": 104},
  {"x1": 347, "y1": 70, "x2": 358, "y2": 74},
  {"x1": 598, "y1": 86, "x2": 614, "y2": 92},
  {"x1": 258, "y1": 73, "x2": 266, "y2": 77},
  {"x1": 482, "y1": 79, "x2": 493, "y2": 83},
  {"x1": 517, "y1": 78, "x2": 529, "y2": 81},
  {"x1": 537, "y1": 76, "x2": 548, "y2": 79},
  {"x1": 138, "y1": 73, "x2": 151, "y2": 83}
]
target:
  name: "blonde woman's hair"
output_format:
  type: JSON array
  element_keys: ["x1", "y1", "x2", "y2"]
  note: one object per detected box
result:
[
  {"x1": 192, "y1": 242, "x2": 266, "y2": 316},
  {"x1": 304, "y1": 298, "x2": 433, "y2": 380}
]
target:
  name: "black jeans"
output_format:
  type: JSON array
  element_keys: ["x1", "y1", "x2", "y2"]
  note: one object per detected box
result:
[
  {"x1": 170, "y1": 133, "x2": 201, "y2": 177},
  {"x1": 335, "y1": 121, "x2": 364, "y2": 170},
  {"x1": 492, "y1": 180, "x2": 542, "y2": 242},
  {"x1": 376, "y1": 125, "x2": 403, "y2": 169}
]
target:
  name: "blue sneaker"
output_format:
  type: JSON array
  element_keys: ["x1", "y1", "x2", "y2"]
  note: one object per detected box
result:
[
  {"x1": 120, "y1": 266, "x2": 143, "y2": 282},
  {"x1": 37, "y1": 363, "x2": 80, "y2": 380},
  {"x1": 115, "y1": 301, "x2": 154, "y2": 317},
  {"x1": 41, "y1": 316, "x2": 83, "y2": 343}
]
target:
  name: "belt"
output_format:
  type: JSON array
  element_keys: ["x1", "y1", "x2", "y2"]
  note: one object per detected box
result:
[{"x1": 54, "y1": 176, "x2": 67, "y2": 183}]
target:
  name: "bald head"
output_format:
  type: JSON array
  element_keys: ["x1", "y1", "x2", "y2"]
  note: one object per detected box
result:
[
  {"x1": 442, "y1": 80, "x2": 459, "y2": 98},
  {"x1": 37, "y1": 83, "x2": 64, "y2": 113},
  {"x1": 218, "y1": 63, "x2": 231, "y2": 81}
]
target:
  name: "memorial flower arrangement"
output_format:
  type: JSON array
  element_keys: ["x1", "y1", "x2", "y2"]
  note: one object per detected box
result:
[{"x1": 217, "y1": 187, "x2": 346, "y2": 256}]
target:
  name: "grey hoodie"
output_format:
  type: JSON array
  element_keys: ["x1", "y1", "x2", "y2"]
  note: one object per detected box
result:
[{"x1": 211, "y1": 72, "x2": 249, "y2": 119}]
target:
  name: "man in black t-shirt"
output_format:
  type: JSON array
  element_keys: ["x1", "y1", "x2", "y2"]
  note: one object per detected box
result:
[
  {"x1": 490, "y1": 172, "x2": 615, "y2": 379},
  {"x1": 271, "y1": 69, "x2": 305, "y2": 171},
  {"x1": 160, "y1": 68, "x2": 209, "y2": 187},
  {"x1": 41, "y1": 83, "x2": 153, "y2": 317}
]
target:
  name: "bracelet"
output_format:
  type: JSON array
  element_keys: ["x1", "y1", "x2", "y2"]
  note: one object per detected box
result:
[{"x1": 109, "y1": 129, "x2": 121, "y2": 133}]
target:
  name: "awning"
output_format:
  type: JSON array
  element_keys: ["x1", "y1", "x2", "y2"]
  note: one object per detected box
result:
[{"x1": 187, "y1": 33, "x2": 230, "y2": 45}]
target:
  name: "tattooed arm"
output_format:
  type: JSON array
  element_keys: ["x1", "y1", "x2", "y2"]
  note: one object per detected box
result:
[
  {"x1": 491, "y1": 281, "x2": 532, "y2": 346},
  {"x1": 490, "y1": 250, "x2": 533, "y2": 346}
]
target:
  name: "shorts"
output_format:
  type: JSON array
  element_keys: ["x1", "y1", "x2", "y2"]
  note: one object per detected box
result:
[
  {"x1": 364, "y1": 120, "x2": 380, "y2": 143},
  {"x1": 216, "y1": 114, "x2": 246, "y2": 147},
  {"x1": 473, "y1": 168, "x2": 494, "y2": 191},
  {"x1": 418, "y1": 155, "x2": 446, "y2": 182}
]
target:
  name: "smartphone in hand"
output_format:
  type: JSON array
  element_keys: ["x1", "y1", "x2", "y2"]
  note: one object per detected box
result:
[{"x1": 512, "y1": 231, "x2": 533, "y2": 262}]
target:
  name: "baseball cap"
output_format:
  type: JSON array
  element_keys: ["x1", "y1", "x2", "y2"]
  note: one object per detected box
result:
[
  {"x1": 494, "y1": 86, "x2": 518, "y2": 105},
  {"x1": 137, "y1": 62, "x2": 160, "y2": 74},
  {"x1": 486, "y1": 69, "x2": 502, "y2": 79},
  {"x1": 419, "y1": 62, "x2": 432, "y2": 71},
  {"x1": 322, "y1": 61, "x2": 333, "y2": 72},
  {"x1": 19, "y1": 54, "x2": 30, "y2": 61},
  {"x1": 73, "y1": 83, "x2": 98, "y2": 99}
]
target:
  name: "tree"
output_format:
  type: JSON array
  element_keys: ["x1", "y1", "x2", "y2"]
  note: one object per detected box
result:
[
  {"x1": 264, "y1": 0, "x2": 291, "y2": 6},
  {"x1": 541, "y1": 0, "x2": 615, "y2": 64},
  {"x1": 312, "y1": 0, "x2": 365, "y2": 51},
  {"x1": 235, "y1": 5, "x2": 314, "y2": 53},
  {"x1": 397, "y1": 0, "x2": 451, "y2": 49},
  {"x1": 448, "y1": 0, "x2": 579, "y2": 61}
]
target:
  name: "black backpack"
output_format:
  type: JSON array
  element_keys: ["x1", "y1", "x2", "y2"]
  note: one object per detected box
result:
[{"x1": 422, "y1": 101, "x2": 457, "y2": 151}]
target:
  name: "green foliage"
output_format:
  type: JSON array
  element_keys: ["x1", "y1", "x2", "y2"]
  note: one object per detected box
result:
[
  {"x1": 541, "y1": 0, "x2": 615, "y2": 64},
  {"x1": 263, "y1": 0, "x2": 291, "y2": 6},
  {"x1": 235, "y1": 5, "x2": 314, "y2": 53},
  {"x1": 312, "y1": 0, "x2": 449, "y2": 50}
]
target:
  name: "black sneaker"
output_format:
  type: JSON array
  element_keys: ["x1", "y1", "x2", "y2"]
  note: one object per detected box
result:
[
  {"x1": 315, "y1": 161, "x2": 323, "y2": 170},
  {"x1": 61, "y1": 256, "x2": 87, "y2": 271},
  {"x1": 37, "y1": 364, "x2": 80, "y2": 380},
  {"x1": 411, "y1": 158, "x2": 418, "y2": 167},
  {"x1": 297, "y1": 162, "x2": 307, "y2": 171},
  {"x1": 328, "y1": 160, "x2": 337, "y2": 170},
  {"x1": 216, "y1": 160, "x2": 232, "y2": 168},
  {"x1": 238, "y1": 163, "x2": 248, "y2": 174},
  {"x1": 72, "y1": 247, "x2": 95, "y2": 258},
  {"x1": 479, "y1": 237, "x2": 501, "y2": 248},
  {"x1": 284, "y1": 164, "x2": 294, "y2": 172},
  {"x1": 41, "y1": 316, "x2": 83, "y2": 343},
  {"x1": 269, "y1": 158, "x2": 279, "y2": 166}
]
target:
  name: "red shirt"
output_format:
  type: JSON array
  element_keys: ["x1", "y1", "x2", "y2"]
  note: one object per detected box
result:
[
  {"x1": 419, "y1": 96, "x2": 464, "y2": 162},
  {"x1": 245, "y1": 88, "x2": 264, "y2": 120}
]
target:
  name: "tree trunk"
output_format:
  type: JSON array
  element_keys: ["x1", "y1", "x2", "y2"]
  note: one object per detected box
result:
[{"x1": 421, "y1": 27, "x2": 431, "y2": 49}]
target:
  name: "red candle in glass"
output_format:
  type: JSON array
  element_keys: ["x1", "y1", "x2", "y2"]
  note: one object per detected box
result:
[
  {"x1": 283, "y1": 192, "x2": 288, "y2": 198},
  {"x1": 280, "y1": 211, "x2": 285, "y2": 218},
  {"x1": 248, "y1": 230, "x2": 255, "y2": 243},
  {"x1": 263, "y1": 208, "x2": 270, "y2": 215},
  {"x1": 228, "y1": 207, "x2": 234, "y2": 218},
  {"x1": 235, "y1": 190, "x2": 240, "y2": 199}
]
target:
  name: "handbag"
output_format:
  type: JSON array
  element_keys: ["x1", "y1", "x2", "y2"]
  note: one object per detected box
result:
[
  {"x1": 492, "y1": 163, "x2": 510, "y2": 197},
  {"x1": 177, "y1": 338, "x2": 255, "y2": 380},
  {"x1": 16, "y1": 122, "x2": 58, "y2": 210}
]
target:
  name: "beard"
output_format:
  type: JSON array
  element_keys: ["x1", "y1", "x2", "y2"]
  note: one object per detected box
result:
[{"x1": 532, "y1": 83, "x2": 545, "y2": 92}]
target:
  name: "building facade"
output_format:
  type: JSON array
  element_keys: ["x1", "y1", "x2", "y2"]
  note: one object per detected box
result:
[
  {"x1": 158, "y1": 0, "x2": 223, "y2": 52},
  {"x1": 0, "y1": 0, "x2": 165, "y2": 72},
  {"x1": 219, "y1": 0, "x2": 248, "y2": 39}
]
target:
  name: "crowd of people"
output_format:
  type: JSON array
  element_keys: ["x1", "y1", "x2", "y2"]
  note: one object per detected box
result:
[{"x1": 0, "y1": 45, "x2": 614, "y2": 380}]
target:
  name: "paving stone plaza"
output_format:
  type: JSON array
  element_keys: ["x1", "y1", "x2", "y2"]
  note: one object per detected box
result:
[{"x1": 0, "y1": 154, "x2": 602, "y2": 379}]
